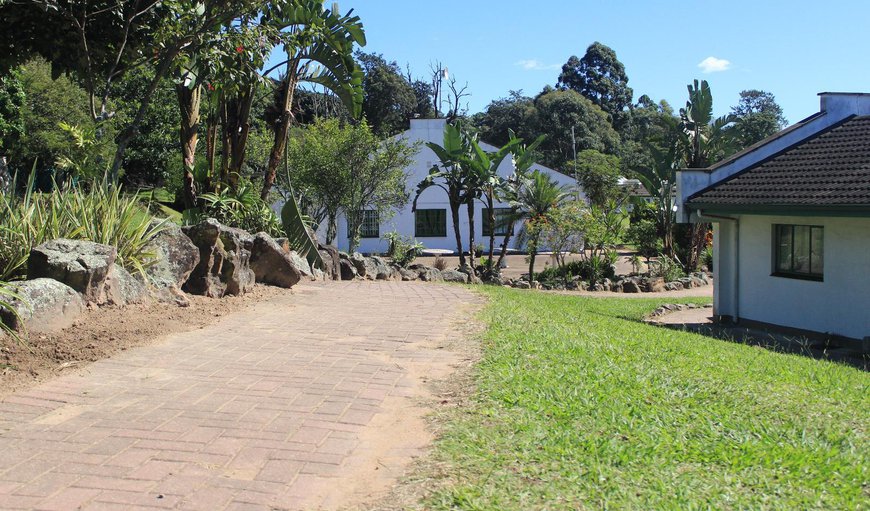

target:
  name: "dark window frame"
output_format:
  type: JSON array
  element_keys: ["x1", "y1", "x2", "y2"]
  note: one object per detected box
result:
[
  {"x1": 482, "y1": 207, "x2": 513, "y2": 236},
  {"x1": 772, "y1": 224, "x2": 824, "y2": 281},
  {"x1": 348, "y1": 210, "x2": 379, "y2": 239},
  {"x1": 415, "y1": 208, "x2": 447, "y2": 237}
]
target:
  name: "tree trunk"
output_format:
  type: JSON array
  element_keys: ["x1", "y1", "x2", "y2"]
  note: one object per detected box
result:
[
  {"x1": 528, "y1": 243, "x2": 538, "y2": 284},
  {"x1": 225, "y1": 86, "x2": 255, "y2": 189},
  {"x1": 176, "y1": 84, "x2": 202, "y2": 210},
  {"x1": 262, "y1": 67, "x2": 298, "y2": 201},
  {"x1": 449, "y1": 200, "x2": 466, "y2": 269},
  {"x1": 494, "y1": 217, "x2": 515, "y2": 273},
  {"x1": 326, "y1": 215, "x2": 337, "y2": 245},
  {"x1": 486, "y1": 194, "x2": 496, "y2": 274},
  {"x1": 466, "y1": 198, "x2": 476, "y2": 270}
]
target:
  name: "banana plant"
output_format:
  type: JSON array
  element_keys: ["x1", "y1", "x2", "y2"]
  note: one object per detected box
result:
[
  {"x1": 280, "y1": 178, "x2": 324, "y2": 271},
  {"x1": 260, "y1": 1, "x2": 366, "y2": 200}
]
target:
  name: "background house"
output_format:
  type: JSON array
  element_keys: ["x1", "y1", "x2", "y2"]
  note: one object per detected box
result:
[
  {"x1": 326, "y1": 118, "x2": 581, "y2": 254},
  {"x1": 676, "y1": 92, "x2": 870, "y2": 346}
]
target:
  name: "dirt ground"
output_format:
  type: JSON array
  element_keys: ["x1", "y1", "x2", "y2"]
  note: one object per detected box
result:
[{"x1": 0, "y1": 284, "x2": 291, "y2": 398}]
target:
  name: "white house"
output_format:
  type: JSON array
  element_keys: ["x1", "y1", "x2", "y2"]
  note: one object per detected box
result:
[
  {"x1": 326, "y1": 118, "x2": 580, "y2": 254},
  {"x1": 676, "y1": 92, "x2": 870, "y2": 348}
]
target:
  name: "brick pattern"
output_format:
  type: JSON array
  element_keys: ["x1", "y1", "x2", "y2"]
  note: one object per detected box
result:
[{"x1": 0, "y1": 281, "x2": 479, "y2": 510}]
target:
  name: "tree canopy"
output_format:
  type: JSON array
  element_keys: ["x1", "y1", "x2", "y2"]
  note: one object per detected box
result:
[{"x1": 557, "y1": 42, "x2": 633, "y2": 130}]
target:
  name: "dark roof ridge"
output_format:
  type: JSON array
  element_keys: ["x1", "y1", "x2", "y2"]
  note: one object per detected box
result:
[
  {"x1": 686, "y1": 114, "x2": 860, "y2": 203},
  {"x1": 703, "y1": 111, "x2": 826, "y2": 173}
]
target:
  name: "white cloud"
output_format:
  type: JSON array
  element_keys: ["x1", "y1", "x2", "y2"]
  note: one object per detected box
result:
[
  {"x1": 698, "y1": 56, "x2": 732, "y2": 73},
  {"x1": 514, "y1": 59, "x2": 561, "y2": 71}
]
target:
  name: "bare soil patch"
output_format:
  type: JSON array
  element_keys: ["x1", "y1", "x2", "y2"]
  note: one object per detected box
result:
[{"x1": 0, "y1": 284, "x2": 291, "y2": 398}]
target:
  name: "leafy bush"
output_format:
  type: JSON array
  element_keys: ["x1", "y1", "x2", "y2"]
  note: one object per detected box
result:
[
  {"x1": 626, "y1": 218, "x2": 661, "y2": 262},
  {"x1": 191, "y1": 179, "x2": 283, "y2": 237},
  {"x1": 0, "y1": 172, "x2": 164, "y2": 280},
  {"x1": 384, "y1": 230, "x2": 423, "y2": 267},
  {"x1": 536, "y1": 257, "x2": 616, "y2": 285},
  {"x1": 0, "y1": 281, "x2": 24, "y2": 345},
  {"x1": 703, "y1": 245, "x2": 714, "y2": 271},
  {"x1": 650, "y1": 254, "x2": 685, "y2": 282}
]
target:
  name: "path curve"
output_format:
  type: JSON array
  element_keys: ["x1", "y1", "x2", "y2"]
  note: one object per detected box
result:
[{"x1": 0, "y1": 281, "x2": 481, "y2": 510}]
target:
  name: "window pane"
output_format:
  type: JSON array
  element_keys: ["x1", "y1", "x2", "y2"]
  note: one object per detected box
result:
[
  {"x1": 811, "y1": 227, "x2": 824, "y2": 275},
  {"x1": 776, "y1": 225, "x2": 792, "y2": 272},
  {"x1": 494, "y1": 209, "x2": 512, "y2": 236},
  {"x1": 482, "y1": 208, "x2": 492, "y2": 237},
  {"x1": 793, "y1": 225, "x2": 811, "y2": 273},
  {"x1": 416, "y1": 209, "x2": 446, "y2": 237}
]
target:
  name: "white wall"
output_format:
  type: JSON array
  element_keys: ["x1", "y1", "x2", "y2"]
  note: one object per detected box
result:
[
  {"x1": 329, "y1": 118, "x2": 581, "y2": 254},
  {"x1": 716, "y1": 214, "x2": 870, "y2": 340}
]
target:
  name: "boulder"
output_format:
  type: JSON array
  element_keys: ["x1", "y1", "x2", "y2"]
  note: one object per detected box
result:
[
  {"x1": 182, "y1": 219, "x2": 256, "y2": 297},
  {"x1": 623, "y1": 280, "x2": 642, "y2": 293},
  {"x1": 288, "y1": 251, "x2": 313, "y2": 279},
  {"x1": 0, "y1": 279, "x2": 84, "y2": 333},
  {"x1": 408, "y1": 264, "x2": 442, "y2": 282},
  {"x1": 643, "y1": 277, "x2": 666, "y2": 293},
  {"x1": 318, "y1": 244, "x2": 341, "y2": 281},
  {"x1": 399, "y1": 268, "x2": 419, "y2": 281},
  {"x1": 249, "y1": 233, "x2": 302, "y2": 289},
  {"x1": 339, "y1": 259, "x2": 358, "y2": 280},
  {"x1": 104, "y1": 266, "x2": 149, "y2": 306},
  {"x1": 143, "y1": 221, "x2": 199, "y2": 292},
  {"x1": 366, "y1": 256, "x2": 393, "y2": 280},
  {"x1": 28, "y1": 239, "x2": 117, "y2": 304},
  {"x1": 514, "y1": 280, "x2": 531, "y2": 289},
  {"x1": 441, "y1": 269, "x2": 469, "y2": 283},
  {"x1": 350, "y1": 252, "x2": 368, "y2": 278}
]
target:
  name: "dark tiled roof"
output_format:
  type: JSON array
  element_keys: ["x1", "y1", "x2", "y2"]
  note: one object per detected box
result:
[{"x1": 688, "y1": 115, "x2": 870, "y2": 209}]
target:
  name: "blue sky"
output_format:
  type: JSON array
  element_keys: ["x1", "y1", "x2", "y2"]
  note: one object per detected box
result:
[{"x1": 326, "y1": 0, "x2": 868, "y2": 124}]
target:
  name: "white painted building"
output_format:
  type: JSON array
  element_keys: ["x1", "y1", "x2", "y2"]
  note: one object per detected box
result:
[
  {"x1": 676, "y1": 93, "x2": 870, "y2": 346},
  {"x1": 326, "y1": 118, "x2": 580, "y2": 254}
]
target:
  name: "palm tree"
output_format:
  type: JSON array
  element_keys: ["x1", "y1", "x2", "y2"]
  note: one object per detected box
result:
[
  {"x1": 635, "y1": 115, "x2": 683, "y2": 257},
  {"x1": 414, "y1": 123, "x2": 475, "y2": 269},
  {"x1": 492, "y1": 132, "x2": 546, "y2": 273},
  {"x1": 513, "y1": 170, "x2": 570, "y2": 283},
  {"x1": 260, "y1": 2, "x2": 366, "y2": 200}
]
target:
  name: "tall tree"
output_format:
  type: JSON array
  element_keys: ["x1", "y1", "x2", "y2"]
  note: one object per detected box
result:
[
  {"x1": 515, "y1": 170, "x2": 570, "y2": 283},
  {"x1": 570, "y1": 149, "x2": 622, "y2": 208},
  {"x1": 532, "y1": 88, "x2": 621, "y2": 169},
  {"x1": 557, "y1": 42, "x2": 633, "y2": 131},
  {"x1": 729, "y1": 89, "x2": 788, "y2": 147},
  {"x1": 356, "y1": 51, "x2": 417, "y2": 136}
]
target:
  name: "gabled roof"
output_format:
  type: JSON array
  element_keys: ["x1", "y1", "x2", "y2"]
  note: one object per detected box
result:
[{"x1": 687, "y1": 115, "x2": 870, "y2": 211}]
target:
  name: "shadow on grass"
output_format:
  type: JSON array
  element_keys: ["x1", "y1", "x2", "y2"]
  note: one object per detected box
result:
[{"x1": 654, "y1": 320, "x2": 869, "y2": 371}]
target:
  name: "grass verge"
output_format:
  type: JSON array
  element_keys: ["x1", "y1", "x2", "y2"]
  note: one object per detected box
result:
[{"x1": 427, "y1": 288, "x2": 868, "y2": 510}]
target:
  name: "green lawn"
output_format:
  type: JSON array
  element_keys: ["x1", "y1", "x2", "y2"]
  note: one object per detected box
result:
[{"x1": 428, "y1": 288, "x2": 869, "y2": 510}]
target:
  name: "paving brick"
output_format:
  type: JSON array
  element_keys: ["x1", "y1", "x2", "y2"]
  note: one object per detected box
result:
[{"x1": 0, "y1": 282, "x2": 479, "y2": 510}]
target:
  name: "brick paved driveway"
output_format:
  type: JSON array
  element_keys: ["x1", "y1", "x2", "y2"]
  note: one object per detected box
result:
[{"x1": 0, "y1": 281, "x2": 480, "y2": 510}]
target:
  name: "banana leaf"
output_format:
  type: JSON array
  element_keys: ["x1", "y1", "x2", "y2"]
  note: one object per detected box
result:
[{"x1": 280, "y1": 181, "x2": 324, "y2": 270}]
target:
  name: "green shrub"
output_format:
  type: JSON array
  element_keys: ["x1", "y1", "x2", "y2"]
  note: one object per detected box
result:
[
  {"x1": 0, "y1": 280, "x2": 24, "y2": 345},
  {"x1": 703, "y1": 245, "x2": 714, "y2": 271},
  {"x1": 650, "y1": 254, "x2": 685, "y2": 282},
  {"x1": 384, "y1": 230, "x2": 423, "y2": 267},
  {"x1": 0, "y1": 172, "x2": 164, "y2": 280},
  {"x1": 626, "y1": 218, "x2": 662, "y2": 262},
  {"x1": 536, "y1": 256, "x2": 616, "y2": 285},
  {"x1": 192, "y1": 179, "x2": 283, "y2": 237}
]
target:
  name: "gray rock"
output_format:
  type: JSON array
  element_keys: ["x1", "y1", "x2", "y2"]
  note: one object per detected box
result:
[
  {"x1": 288, "y1": 251, "x2": 313, "y2": 279},
  {"x1": 367, "y1": 256, "x2": 393, "y2": 280},
  {"x1": 644, "y1": 277, "x2": 666, "y2": 293},
  {"x1": 318, "y1": 244, "x2": 341, "y2": 281},
  {"x1": 0, "y1": 278, "x2": 84, "y2": 333},
  {"x1": 143, "y1": 221, "x2": 199, "y2": 292},
  {"x1": 399, "y1": 268, "x2": 418, "y2": 281},
  {"x1": 104, "y1": 266, "x2": 149, "y2": 306},
  {"x1": 441, "y1": 269, "x2": 469, "y2": 283},
  {"x1": 312, "y1": 268, "x2": 325, "y2": 281},
  {"x1": 339, "y1": 259, "x2": 358, "y2": 280},
  {"x1": 182, "y1": 219, "x2": 256, "y2": 297},
  {"x1": 249, "y1": 233, "x2": 302, "y2": 289},
  {"x1": 28, "y1": 239, "x2": 117, "y2": 304},
  {"x1": 350, "y1": 252, "x2": 367, "y2": 278},
  {"x1": 514, "y1": 281, "x2": 530, "y2": 289},
  {"x1": 623, "y1": 280, "x2": 642, "y2": 293}
]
